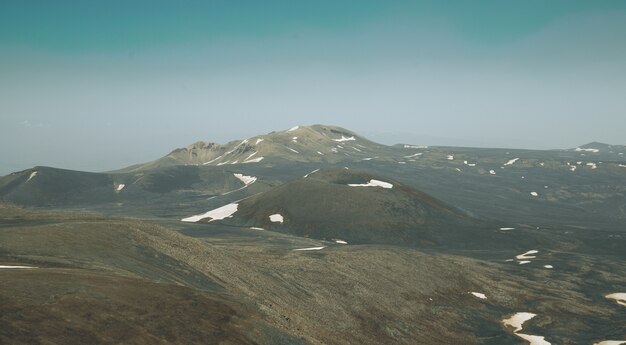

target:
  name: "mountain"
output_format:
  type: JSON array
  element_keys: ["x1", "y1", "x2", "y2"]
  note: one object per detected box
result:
[
  {"x1": 3, "y1": 125, "x2": 626, "y2": 344},
  {"x1": 118, "y1": 125, "x2": 393, "y2": 172},
  {"x1": 185, "y1": 169, "x2": 496, "y2": 247}
]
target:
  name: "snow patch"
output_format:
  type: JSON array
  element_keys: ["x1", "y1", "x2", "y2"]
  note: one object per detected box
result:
[
  {"x1": 250, "y1": 227, "x2": 265, "y2": 231},
  {"x1": 334, "y1": 135, "x2": 356, "y2": 142},
  {"x1": 286, "y1": 147, "x2": 299, "y2": 154},
  {"x1": 593, "y1": 341, "x2": 626, "y2": 345},
  {"x1": 181, "y1": 203, "x2": 238, "y2": 222},
  {"x1": 244, "y1": 157, "x2": 264, "y2": 163},
  {"x1": 116, "y1": 184, "x2": 125, "y2": 191},
  {"x1": 286, "y1": 126, "x2": 299, "y2": 132},
  {"x1": 505, "y1": 158, "x2": 520, "y2": 166},
  {"x1": 543, "y1": 265, "x2": 553, "y2": 269},
  {"x1": 255, "y1": 138, "x2": 264, "y2": 145},
  {"x1": 0, "y1": 265, "x2": 37, "y2": 269},
  {"x1": 489, "y1": 170, "x2": 497, "y2": 175},
  {"x1": 606, "y1": 293, "x2": 626, "y2": 307},
  {"x1": 26, "y1": 171, "x2": 38, "y2": 182},
  {"x1": 575, "y1": 147, "x2": 599, "y2": 153},
  {"x1": 404, "y1": 153, "x2": 423, "y2": 158},
  {"x1": 586, "y1": 162, "x2": 597, "y2": 169},
  {"x1": 499, "y1": 227, "x2": 515, "y2": 231},
  {"x1": 303, "y1": 169, "x2": 320, "y2": 178},
  {"x1": 502, "y1": 312, "x2": 551, "y2": 345},
  {"x1": 293, "y1": 246, "x2": 325, "y2": 251},
  {"x1": 404, "y1": 144, "x2": 428, "y2": 149},
  {"x1": 447, "y1": 155, "x2": 454, "y2": 160},
  {"x1": 348, "y1": 179, "x2": 393, "y2": 189},
  {"x1": 269, "y1": 214, "x2": 284, "y2": 223},
  {"x1": 516, "y1": 250, "x2": 539, "y2": 260},
  {"x1": 233, "y1": 173, "x2": 257, "y2": 185},
  {"x1": 530, "y1": 192, "x2": 538, "y2": 197},
  {"x1": 469, "y1": 292, "x2": 487, "y2": 299},
  {"x1": 335, "y1": 240, "x2": 348, "y2": 244}
]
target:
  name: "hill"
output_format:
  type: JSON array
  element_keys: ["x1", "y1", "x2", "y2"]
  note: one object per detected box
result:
[{"x1": 182, "y1": 169, "x2": 500, "y2": 247}]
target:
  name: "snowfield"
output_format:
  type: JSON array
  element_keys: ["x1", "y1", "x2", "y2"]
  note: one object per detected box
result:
[
  {"x1": 182, "y1": 203, "x2": 239, "y2": 222},
  {"x1": 348, "y1": 179, "x2": 393, "y2": 189}
]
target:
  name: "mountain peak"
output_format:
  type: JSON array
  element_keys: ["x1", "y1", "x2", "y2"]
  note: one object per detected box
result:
[{"x1": 121, "y1": 125, "x2": 388, "y2": 171}]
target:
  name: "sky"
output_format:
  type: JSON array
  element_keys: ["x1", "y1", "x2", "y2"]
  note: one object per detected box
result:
[{"x1": 1, "y1": 0, "x2": 625, "y2": 174}]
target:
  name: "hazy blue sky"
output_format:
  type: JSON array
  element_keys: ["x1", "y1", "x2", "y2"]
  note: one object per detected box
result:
[{"x1": 1, "y1": 1, "x2": 625, "y2": 174}]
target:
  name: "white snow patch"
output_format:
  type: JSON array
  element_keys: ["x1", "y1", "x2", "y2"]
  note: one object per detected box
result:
[
  {"x1": 468, "y1": 163, "x2": 476, "y2": 167},
  {"x1": 245, "y1": 152, "x2": 257, "y2": 161},
  {"x1": 26, "y1": 171, "x2": 38, "y2": 182},
  {"x1": 455, "y1": 168, "x2": 462, "y2": 172},
  {"x1": 398, "y1": 161, "x2": 406, "y2": 164},
  {"x1": 233, "y1": 173, "x2": 257, "y2": 185},
  {"x1": 519, "y1": 261, "x2": 531, "y2": 265},
  {"x1": 303, "y1": 169, "x2": 320, "y2": 178},
  {"x1": 575, "y1": 147, "x2": 599, "y2": 153},
  {"x1": 230, "y1": 160, "x2": 239, "y2": 164},
  {"x1": 587, "y1": 162, "x2": 597, "y2": 169},
  {"x1": 489, "y1": 170, "x2": 497, "y2": 175},
  {"x1": 286, "y1": 126, "x2": 299, "y2": 132},
  {"x1": 405, "y1": 153, "x2": 423, "y2": 158},
  {"x1": 502, "y1": 312, "x2": 551, "y2": 345},
  {"x1": 335, "y1": 240, "x2": 348, "y2": 244},
  {"x1": 330, "y1": 148, "x2": 338, "y2": 153},
  {"x1": 181, "y1": 203, "x2": 238, "y2": 223},
  {"x1": 499, "y1": 227, "x2": 516, "y2": 231},
  {"x1": 530, "y1": 192, "x2": 538, "y2": 197},
  {"x1": 217, "y1": 161, "x2": 229, "y2": 166},
  {"x1": 606, "y1": 293, "x2": 626, "y2": 307},
  {"x1": 286, "y1": 147, "x2": 299, "y2": 154},
  {"x1": 570, "y1": 166, "x2": 577, "y2": 172},
  {"x1": 619, "y1": 164, "x2": 626, "y2": 168},
  {"x1": 362, "y1": 157, "x2": 373, "y2": 161},
  {"x1": 334, "y1": 135, "x2": 356, "y2": 142},
  {"x1": 293, "y1": 246, "x2": 325, "y2": 251},
  {"x1": 469, "y1": 292, "x2": 487, "y2": 299},
  {"x1": 516, "y1": 250, "x2": 539, "y2": 260},
  {"x1": 447, "y1": 155, "x2": 454, "y2": 160},
  {"x1": 348, "y1": 179, "x2": 393, "y2": 189},
  {"x1": 0, "y1": 265, "x2": 37, "y2": 269},
  {"x1": 116, "y1": 184, "x2": 125, "y2": 191},
  {"x1": 404, "y1": 144, "x2": 428, "y2": 149},
  {"x1": 543, "y1": 265, "x2": 553, "y2": 269},
  {"x1": 250, "y1": 227, "x2": 265, "y2": 231},
  {"x1": 244, "y1": 157, "x2": 264, "y2": 163},
  {"x1": 505, "y1": 158, "x2": 520, "y2": 166},
  {"x1": 317, "y1": 151, "x2": 324, "y2": 155},
  {"x1": 503, "y1": 312, "x2": 537, "y2": 333},
  {"x1": 255, "y1": 138, "x2": 264, "y2": 145},
  {"x1": 594, "y1": 341, "x2": 626, "y2": 345},
  {"x1": 269, "y1": 214, "x2": 284, "y2": 223},
  {"x1": 352, "y1": 147, "x2": 362, "y2": 152},
  {"x1": 204, "y1": 154, "x2": 225, "y2": 165}
]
